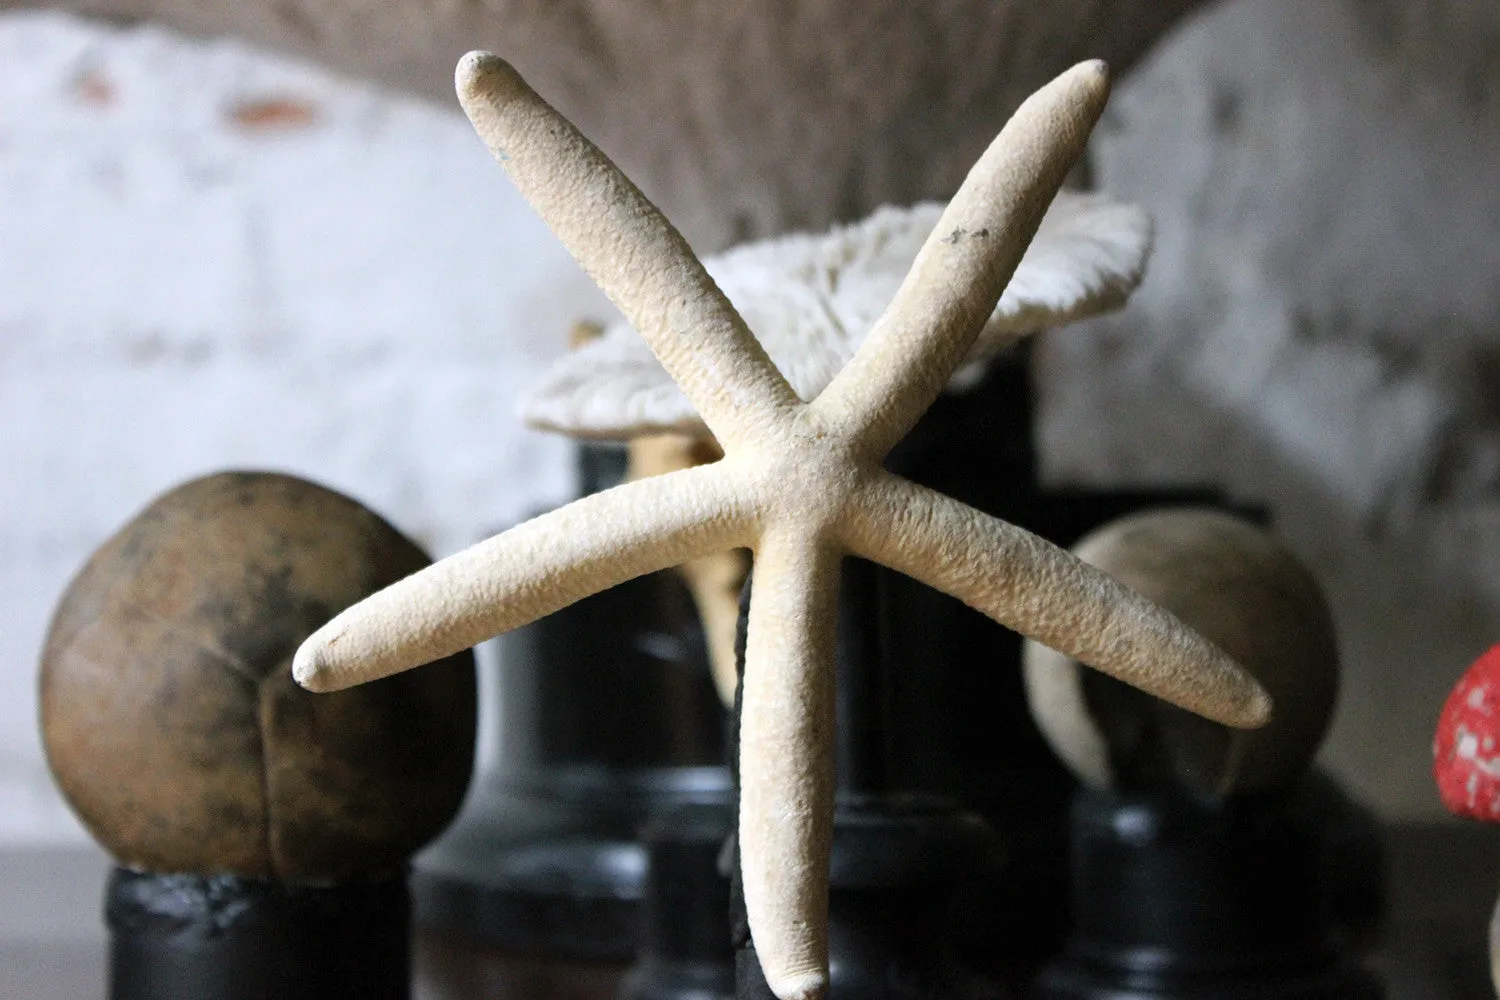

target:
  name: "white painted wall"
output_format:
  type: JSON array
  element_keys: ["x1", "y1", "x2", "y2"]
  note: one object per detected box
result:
[
  {"x1": 0, "y1": 10, "x2": 610, "y2": 843},
  {"x1": 5, "y1": 0, "x2": 1500, "y2": 844},
  {"x1": 1040, "y1": 0, "x2": 1500, "y2": 819}
]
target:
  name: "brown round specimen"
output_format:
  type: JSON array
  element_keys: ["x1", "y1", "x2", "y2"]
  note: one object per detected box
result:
[
  {"x1": 1023, "y1": 508, "x2": 1339, "y2": 797},
  {"x1": 40, "y1": 471, "x2": 477, "y2": 881}
]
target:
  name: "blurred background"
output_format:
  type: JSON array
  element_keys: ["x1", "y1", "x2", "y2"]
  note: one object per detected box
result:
[{"x1": 2, "y1": 0, "x2": 1499, "y2": 852}]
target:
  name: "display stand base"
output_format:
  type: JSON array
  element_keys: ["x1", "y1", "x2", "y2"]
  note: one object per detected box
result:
[
  {"x1": 1033, "y1": 789, "x2": 1382, "y2": 1000},
  {"x1": 106, "y1": 867, "x2": 409, "y2": 1000}
]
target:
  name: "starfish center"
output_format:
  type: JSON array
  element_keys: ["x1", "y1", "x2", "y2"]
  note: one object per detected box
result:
[{"x1": 743, "y1": 419, "x2": 864, "y2": 536}]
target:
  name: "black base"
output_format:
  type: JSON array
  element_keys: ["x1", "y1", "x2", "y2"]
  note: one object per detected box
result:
[
  {"x1": 621, "y1": 805, "x2": 737, "y2": 1000},
  {"x1": 414, "y1": 764, "x2": 732, "y2": 961},
  {"x1": 1036, "y1": 964, "x2": 1382, "y2": 1000},
  {"x1": 1033, "y1": 788, "x2": 1382, "y2": 1000},
  {"x1": 412, "y1": 499, "x2": 731, "y2": 964},
  {"x1": 730, "y1": 795, "x2": 1002, "y2": 1000},
  {"x1": 107, "y1": 867, "x2": 409, "y2": 1000}
]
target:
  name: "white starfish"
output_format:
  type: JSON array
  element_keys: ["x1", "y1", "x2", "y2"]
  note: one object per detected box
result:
[
  {"x1": 293, "y1": 52, "x2": 1271, "y2": 1000},
  {"x1": 522, "y1": 185, "x2": 1152, "y2": 707}
]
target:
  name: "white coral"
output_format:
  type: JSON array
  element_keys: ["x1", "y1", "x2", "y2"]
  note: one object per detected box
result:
[{"x1": 522, "y1": 193, "x2": 1151, "y2": 438}]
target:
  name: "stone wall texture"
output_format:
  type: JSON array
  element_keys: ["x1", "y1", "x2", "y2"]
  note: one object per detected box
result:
[
  {"x1": 1040, "y1": 0, "x2": 1500, "y2": 820},
  {"x1": 4, "y1": 0, "x2": 1500, "y2": 842}
]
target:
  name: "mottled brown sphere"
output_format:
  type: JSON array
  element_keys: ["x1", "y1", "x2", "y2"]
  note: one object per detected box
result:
[
  {"x1": 40, "y1": 471, "x2": 477, "y2": 880},
  {"x1": 1022, "y1": 508, "x2": 1339, "y2": 797}
]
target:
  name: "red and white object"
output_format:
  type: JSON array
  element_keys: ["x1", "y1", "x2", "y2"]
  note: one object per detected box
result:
[
  {"x1": 1434, "y1": 644, "x2": 1500, "y2": 820},
  {"x1": 1433, "y1": 643, "x2": 1500, "y2": 998}
]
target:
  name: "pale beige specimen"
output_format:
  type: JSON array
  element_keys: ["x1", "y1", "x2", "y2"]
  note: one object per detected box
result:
[
  {"x1": 522, "y1": 193, "x2": 1152, "y2": 440},
  {"x1": 294, "y1": 52, "x2": 1271, "y2": 1000},
  {"x1": 536, "y1": 190, "x2": 1153, "y2": 704},
  {"x1": 625, "y1": 432, "x2": 747, "y2": 704},
  {"x1": 1022, "y1": 508, "x2": 1338, "y2": 797}
]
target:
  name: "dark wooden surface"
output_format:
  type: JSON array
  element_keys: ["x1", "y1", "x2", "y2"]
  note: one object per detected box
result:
[{"x1": 3, "y1": 824, "x2": 1497, "y2": 999}]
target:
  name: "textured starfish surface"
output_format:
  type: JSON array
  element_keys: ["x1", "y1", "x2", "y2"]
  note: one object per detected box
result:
[
  {"x1": 294, "y1": 52, "x2": 1272, "y2": 1000},
  {"x1": 525, "y1": 177, "x2": 1151, "y2": 710}
]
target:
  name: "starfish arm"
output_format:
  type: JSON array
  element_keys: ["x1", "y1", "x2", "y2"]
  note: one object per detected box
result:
[
  {"x1": 293, "y1": 463, "x2": 755, "y2": 692},
  {"x1": 841, "y1": 472, "x2": 1272, "y2": 729},
  {"x1": 456, "y1": 52, "x2": 801, "y2": 449},
  {"x1": 738, "y1": 531, "x2": 840, "y2": 1000},
  {"x1": 812, "y1": 61, "x2": 1112, "y2": 460}
]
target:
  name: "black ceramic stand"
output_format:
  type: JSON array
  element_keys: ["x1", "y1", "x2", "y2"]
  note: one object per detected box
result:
[
  {"x1": 622, "y1": 806, "x2": 738, "y2": 1000},
  {"x1": 1033, "y1": 787, "x2": 1383, "y2": 1000},
  {"x1": 107, "y1": 867, "x2": 409, "y2": 1000},
  {"x1": 414, "y1": 444, "x2": 732, "y2": 965},
  {"x1": 836, "y1": 348, "x2": 1071, "y2": 986},
  {"x1": 733, "y1": 794, "x2": 1002, "y2": 1000},
  {"x1": 729, "y1": 555, "x2": 1002, "y2": 1000}
]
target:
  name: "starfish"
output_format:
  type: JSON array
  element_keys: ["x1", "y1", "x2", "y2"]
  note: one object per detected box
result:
[
  {"x1": 521, "y1": 187, "x2": 1152, "y2": 706},
  {"x1": 294, "y1": 52, "x2": 1272, "y2": 1000}
]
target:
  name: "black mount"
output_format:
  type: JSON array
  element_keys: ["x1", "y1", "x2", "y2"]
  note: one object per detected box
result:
[
  {"x1": 1034, "y1": 785, "x2": 1384, "y2": 1000},
  {"x1": 414, "y1": 438, "x2": 733, "y2": 966},
  {"x1": 622, "y1": 805, "x2": 738, "y2": 1000},
  {"x1": 107, "y1": 867, "x2": 409, "y2": 1000}
]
